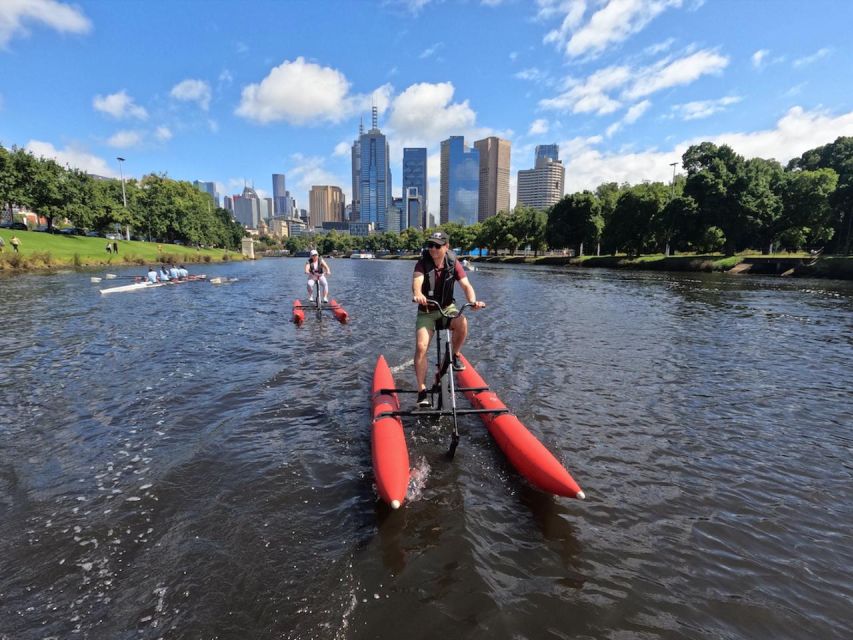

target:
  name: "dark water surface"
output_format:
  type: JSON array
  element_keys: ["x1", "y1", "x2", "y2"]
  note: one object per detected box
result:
[{"x1": 1, "y1": 259, "x2": 851, "y2": 639}]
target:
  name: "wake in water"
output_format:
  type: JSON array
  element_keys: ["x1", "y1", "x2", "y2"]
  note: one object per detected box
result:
[{"x1": 389, "y1": 358, "x2": 414, "y2": 374}]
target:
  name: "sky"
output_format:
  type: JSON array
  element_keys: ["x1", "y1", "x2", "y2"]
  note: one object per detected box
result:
[{"x1": 2, "y1": 0, "x2": 852, "y2": 216}]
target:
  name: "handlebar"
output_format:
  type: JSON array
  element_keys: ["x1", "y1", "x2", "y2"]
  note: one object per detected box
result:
[{"x1": 420, "y1": 299, "x2": 477, "y2": 318}]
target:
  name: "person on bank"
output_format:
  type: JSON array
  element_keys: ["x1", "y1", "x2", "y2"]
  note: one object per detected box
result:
[
  {"x1": 305, "y1": 249, "x2": 331, "y2": 303},
  {"x1": 412, "y1": 230, "x2": 486, "y2": 407}
]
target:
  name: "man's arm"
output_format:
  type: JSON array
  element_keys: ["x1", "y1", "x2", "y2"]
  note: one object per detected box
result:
[
  {"x1": 458, "y1": 277, "x2": 486, "y2": 308},
  {"x1": 322, "y1": 260, "x2": 331, "y2": 275},
  {"x1": 412, "y1": 272, "x2": 427, "y2": 305}
]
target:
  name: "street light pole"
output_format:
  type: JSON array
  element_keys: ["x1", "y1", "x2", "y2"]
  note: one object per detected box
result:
[{"x1": 116, "y1": 157, "x2": 129, "y2": 240}]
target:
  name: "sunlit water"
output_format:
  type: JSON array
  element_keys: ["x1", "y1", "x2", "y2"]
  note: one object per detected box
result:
[{"x1": 1, "y1": 259, "x2": 851, "y2": 639}]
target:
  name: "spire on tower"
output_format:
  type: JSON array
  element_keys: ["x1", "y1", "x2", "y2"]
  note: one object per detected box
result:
[
  {"x1": 359, "y1": 117, "x2": 364, "y2": 136},
  {"x1": 372, "y1": 105, "x2": 378, "y2": 130}
]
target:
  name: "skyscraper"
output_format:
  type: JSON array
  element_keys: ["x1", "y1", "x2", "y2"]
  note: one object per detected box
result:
[
  {"x1": 402, "y1": 148, "x2": 428, "y2": 229},
  {"x1": 535, "y1": 144, "x2": 559, "y2": 163},
  {"x1": 272, "y1": 174, "x2": 287, "y2": 215},
  {"x1": 308, "y1": 186, "x2": 345, "y2": 228},
  {"x1": 358, "y1": 107, "x2": 392, "y2": 230},
  {"x1": 350, "y1": 119, "x2": 363, "y2": 221},
  {"x1": 517, "y1": 145, "x2": 565, "y2": 210},
  {"x1": 473, "y1": 136, "x2": 511, "y2": 220},
  {"x1": 193, "y1": 180, "x2": 219, "y2": 208},
  {"x1": 233, "y1": 185, "x2": 261, "y2": 228},
  {"x1": 440, "y1": 136, "x2": 479, "y2": 226}
]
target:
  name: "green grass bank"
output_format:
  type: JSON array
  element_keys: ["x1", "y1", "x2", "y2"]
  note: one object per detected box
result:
[{"x1": 0, "y1": 229, "x2": 242, "y2": 273}]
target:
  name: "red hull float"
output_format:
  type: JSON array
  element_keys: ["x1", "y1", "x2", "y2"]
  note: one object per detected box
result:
[
  {"x1": 292, "y1": 299, "x2": 305, "y2": 325},
  {"x1": 329, "y1": 299, "x2": 349, "y2": 324},
  {"x1": 455, "y1": 354, "x2": 584, "y2": 499},
  {"x1": 371, "y1": 356, "x2": 409, "y2": 508},
  {"x1": 370, "y1": 353, "x2": 584, "y2": 508}
]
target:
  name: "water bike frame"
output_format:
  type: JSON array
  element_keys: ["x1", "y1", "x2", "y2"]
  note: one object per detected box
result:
[{"x1": 378, "y1": 300, "x2": 505, "y2": 458}]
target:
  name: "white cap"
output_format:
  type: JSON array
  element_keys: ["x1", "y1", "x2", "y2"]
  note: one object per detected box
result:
[{"x1": 310, "y1": 249, "x2": 318, "y2": 256}]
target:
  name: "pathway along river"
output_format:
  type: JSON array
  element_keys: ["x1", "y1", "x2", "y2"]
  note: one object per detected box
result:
[{"x1": 1, "y1": 259, "x2": 851, "y2": 639}]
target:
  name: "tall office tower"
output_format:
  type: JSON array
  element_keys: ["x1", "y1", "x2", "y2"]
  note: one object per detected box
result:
[
  {"x1": 535, "y1": 144, "x2": 559, "y2": 163},
  {"x1": 350, "y1": 118, "x2": 363, "y2": 221},
  {"x1": 263, "y1": 198, "x2": 273, "y2": 222},
  {"x1": 193, "y1": 180, "x2": 219, "y2": 208},
  {"x1": 233, "y1": 185, "x2": 261, "y2": 228},
  {"x1": 283, "y1": 190, "x2": 295, "y2": 216},
  {"x1": 517, "y1": 152, "x2": 565, "y2": 210},
  {"x1": 358, "y1": 107, "x2": 392, "y2": 230},
  {"x1": 386, "y1": 197, "x2": 404, "y2": 234},
  {"x1": 223, "y1": 195, "x2": 233, "y2": 213},
  {"x1": 440, "y1": 136, "x2": 479, "y2": 226},
  {"x1": 402, "y1": 148, "x2": 428, "y2": 228},
  {"x1": 474, "y1": 136, "x2": 511, "y2": 220},
  {"x1": 405, "y1": 187, "x2": 424, "y2": 229},
  {"x1": 272, "y1": 173, "x2": 287, "y2": 214},
  {"x1": 308, "y1": 185, "x2": 345, "y2": 228}
]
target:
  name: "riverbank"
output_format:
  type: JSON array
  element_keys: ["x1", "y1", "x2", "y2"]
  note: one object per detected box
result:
[
  {"x1": 0, "y1": 229, "x2": 241, "y2": 274},
  {"x1": 463, "y1": 253, "x2": 853, "y2": 280}
]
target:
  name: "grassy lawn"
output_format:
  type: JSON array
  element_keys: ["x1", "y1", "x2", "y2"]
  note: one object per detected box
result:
[{"x1": 0, "y1": 229, "x2": 242, "y2": 272}]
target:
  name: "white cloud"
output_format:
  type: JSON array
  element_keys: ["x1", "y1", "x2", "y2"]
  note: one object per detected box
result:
[
  {"x1": 387, "y1": 82, "x2": 476, "y2": 143},
  {"x1": 155, "y1": 126, "x2": 173, "y2": 141},
  {"x1": 752, "y1": 49, "x2": 768, "y2": 69},
  {"x1": 334, "y1": 141, "x2": 350, "y2": 156},
  {"x1": 670, "y1": 95, "x2": 741, "y2": 121},
  {"x1": 624, "y1": 49, "x2": 728, "y2": 99},
  {"x1": 605, "y1": 99, "x2": 651, "y2": 137},
  {"x1": 170, "y1": 79, "x2": 212, "y2": 110},
  {"x1": 419, "y1": 42, "x2": 443, "y2": 59},
  {"x1": 0, "y1": 0, "x2": 92, "y2": 48},
  {"x1": 792, "y1": 47, "x2": 830, "y2": 68},
  {"x1": 539, "y1": 65, "x2": 630, "y2": 115},
  {"x1": 528, "y1": 118, "x2": 549, "y2": 135},
  {"x1": 106, "y1": 130, "x2": 143, "y2": 148},
  {"x1": 24, "y1": 140, "x2": 117, "y2": 177},
  {"x1": 546, "y1": 0, "x2": 683, "y2": 59},
  {"x1": 93, "y1": 90, "x2": 148, "y2": 120},
  {"x1": 235, "y1": 57, "x2": 390, "y2": 125},
  {"x1": 560, "y1": 106, "x2": 853, "y2": 192},
  {"x1": 541, "y1": 0, "x2": 587, "y2": 47}
]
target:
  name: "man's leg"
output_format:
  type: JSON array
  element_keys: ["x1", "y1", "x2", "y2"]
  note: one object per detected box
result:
[
  {"x1": 414, "y1": 326, "x2": 433, "y2": 391},
  {"x1": 450, "y1": 315, "x2": 468, "y2": 358},
  {"x1": 320, "y1": 275, "x2": 329, "y2": 301},
  {"x1": 307, "y1": 278, "x2": 314, "y2": 298}
]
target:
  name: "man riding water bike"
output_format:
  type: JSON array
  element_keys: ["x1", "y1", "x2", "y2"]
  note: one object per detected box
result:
[
  {"x1": 305, "y1": 249, "x2": 331, "y2": 303},
  {"x1": 412, "y1": 230, "x2": 486, "y2": 407}
]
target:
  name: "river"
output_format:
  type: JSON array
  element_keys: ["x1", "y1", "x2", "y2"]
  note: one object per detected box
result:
[{"x1": 1, "y1": 259, "x2": 851, "y2": 639}]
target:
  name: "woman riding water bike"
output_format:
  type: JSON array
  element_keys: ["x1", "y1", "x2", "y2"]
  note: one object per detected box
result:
[{"x1": 305, "y1": 249, "x2": 331, "y2": 303}]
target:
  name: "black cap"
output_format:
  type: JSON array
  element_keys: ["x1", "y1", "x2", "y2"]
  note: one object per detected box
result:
[{"x1": 427, "y1": 230, "x2": 448, "y2": 246}]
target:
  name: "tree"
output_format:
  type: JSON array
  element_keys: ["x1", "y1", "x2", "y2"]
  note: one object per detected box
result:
[
  {"x1": 654, "y1": 195, "x2": 700, "y2": 254},
  {"x1": 682, "y1": 142, "x2": 746, "y2": 254},
  {"x1": 513, "y1": 205, "x2": 548, "y2": 256},
  {"x1": 546, "y1": 192, "x2": 602, "y2": 255},
  {"x1": 780, "y1": 168, "x2": 839, "y2": 249},
  {"x1": 604, "y1": 183, "x2": 667, "y2": 256},
  {"x1": 735, "y1": 157, "x2": 784, "y2": 254}
]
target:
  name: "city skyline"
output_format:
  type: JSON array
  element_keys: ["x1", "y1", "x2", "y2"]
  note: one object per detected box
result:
[{"x1": 2, "y1": 1, "x2": 852, "y2": 216}]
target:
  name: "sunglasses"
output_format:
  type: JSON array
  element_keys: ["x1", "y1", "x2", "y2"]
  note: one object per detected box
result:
[{"x1": 426, "y1": 242, "x2": 442, "y2": 249}]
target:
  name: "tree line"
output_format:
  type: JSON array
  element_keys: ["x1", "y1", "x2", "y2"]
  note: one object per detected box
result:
[{"x1": 0, "y1": 144, "x2": 245, "y2": 250}]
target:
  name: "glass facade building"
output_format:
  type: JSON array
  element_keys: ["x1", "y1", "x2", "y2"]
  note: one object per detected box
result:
[
  {"x1": 272, "y1": 174, "x2": 287, "y2": 215},
  {"x1": 440, "y1": 136, "x2": 479, "y2": 226},
  {"x1": 535, "y1": 144, "x2": 559, "y2": 163},
  {"x1": 358, "y1": 119, "x2": 392, "y2": 230},
  {"x1": 402, "y1": 148, "x2": 427, "y2": 229}
]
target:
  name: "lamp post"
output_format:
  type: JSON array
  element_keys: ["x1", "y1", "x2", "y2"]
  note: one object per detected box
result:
[
  {"x1": 116, "y1": 157, "x2": 129, "y2": 240},
  {"x1": 666, "y1": 161, "x2": 679, "y2": 257}
]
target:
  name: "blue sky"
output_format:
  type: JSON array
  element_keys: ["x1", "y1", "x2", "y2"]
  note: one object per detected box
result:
[{"x1": 2, "y1": 0, "x2": 852, "y2": 214}]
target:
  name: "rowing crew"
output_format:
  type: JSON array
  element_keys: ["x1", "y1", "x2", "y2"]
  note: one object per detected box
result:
[{"x1": 146, "y1": 264, "x2": 190, "y2": 283}]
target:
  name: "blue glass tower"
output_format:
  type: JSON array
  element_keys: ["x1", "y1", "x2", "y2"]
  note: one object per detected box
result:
[
  {"x1": 402, "y1": 148, "x2": 428, "y2": 229},
  {"x1": 358, "y1": 107, "x2": 392, "y2": 230},
  {"x1": 440, "y1": 136, "x2": 479, "y2": 226}
]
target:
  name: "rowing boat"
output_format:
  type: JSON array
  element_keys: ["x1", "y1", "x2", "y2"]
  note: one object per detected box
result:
[
  {"x1": 99, "y1": 274, "x2": 207, "y2": 295},
  {"x1": 455, "y1": 354, "x2": 584, "y2": 499},
  {"x1": 371, "y1": 356, "x2": 409, "y2": 509}
]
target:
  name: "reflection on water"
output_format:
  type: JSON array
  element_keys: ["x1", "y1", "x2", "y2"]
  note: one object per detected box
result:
[{"x1": 1, "y1": 260, "x2": 851, "y2": 639}]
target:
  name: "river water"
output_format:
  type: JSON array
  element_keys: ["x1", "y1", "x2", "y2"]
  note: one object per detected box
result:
[{"x1": 1, "y1": 259, "x2": 851, "y2": 639}]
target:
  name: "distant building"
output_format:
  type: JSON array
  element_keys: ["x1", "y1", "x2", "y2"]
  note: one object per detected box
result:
[
  {"x1": 349, "y1": 221, "x2": 374, "y2": 237},
  {"x1": 268, "y1": 216, "x2": 290, "y2": 238},
  {"x1": 309, "y1": 185, "x2": 345, "y2": 228},
  {"x1": 193, "y1": 180, "x2": 219, "y2": 208},
  {"x1": 440, "y1": 136, "x2": 479, "y2": 226},
  {"x1": 223, "y1": 195, "x2": 233, "y2": 212},
  {"x1": 535, "y1": 144, "x2": 559, "y2": 163},
  {"x1": 386, "y1": 197, "x2": 404, "y2": 234},
  {"x1": 517, "y1": 145, "x2": 565, "y2": 210},
  {"x1": 474, "y1": 136, "x2": 511, "y2": 220},
  {"x1": 358, "y1": 107, "x2": 392, "y2": 230},
  {"x1": 272, "y1": 174, "x2": 287, "y2": 214},
  {"x1": 322, "y1": 221, "x2": 350, "y2": 232},
  {"x1": 405, "y1": 187, "x2": 424, "y2": 229},
  {"x1": 233, "y1": 186, "x2": 261, "y2": 228},
  {"x1": 402, "y1": 148, "x2": 428, "y2": 229},
  {"x1": 351, "y1": 119, "x2": 363, "y2": 221}
]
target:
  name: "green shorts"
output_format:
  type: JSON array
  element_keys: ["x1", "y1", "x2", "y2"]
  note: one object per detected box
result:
[{"x1": 416, "y1": 303, "x2": 458, "y2": 332}]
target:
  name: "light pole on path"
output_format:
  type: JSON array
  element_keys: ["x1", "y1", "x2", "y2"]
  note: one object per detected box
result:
[
  {"x1": 117, "y1": 157, "x2": 129, "y2": 240},
  {"x1": 667, "y1": 161, "x2": 679, "y2": 257}
]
